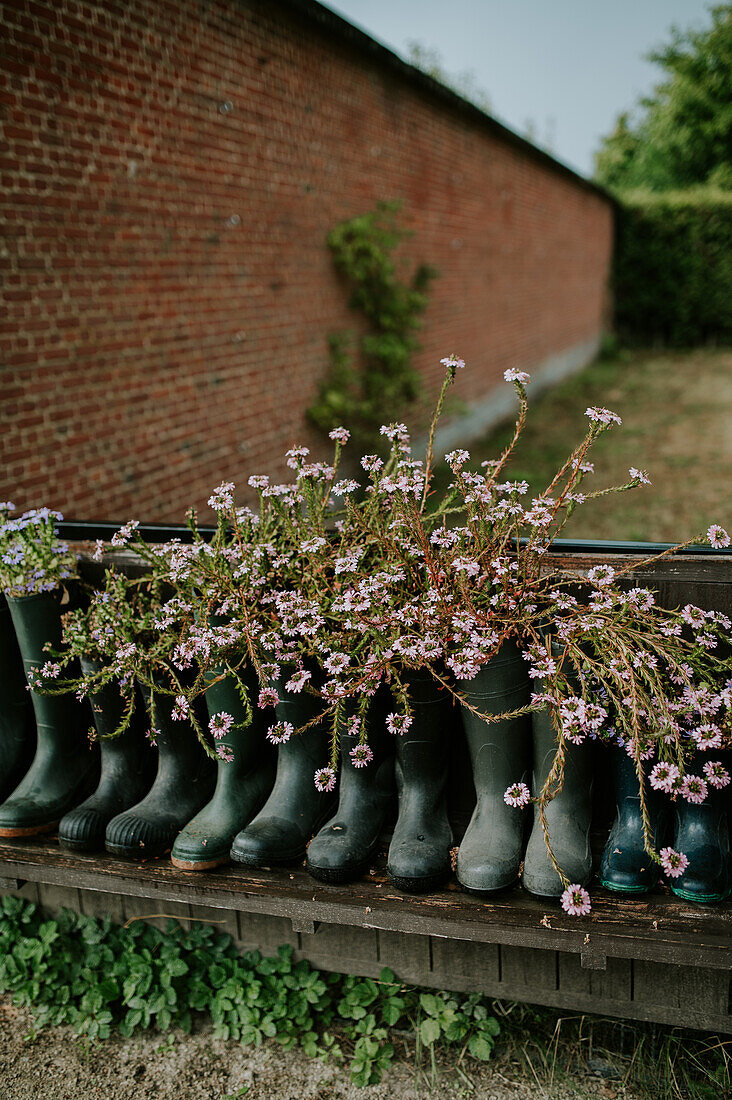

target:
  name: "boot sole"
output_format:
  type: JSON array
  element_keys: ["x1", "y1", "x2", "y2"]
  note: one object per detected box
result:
[
  {"x1": 59, "y1": 836, "x2": 105, "y2": 853},
  {"x1": 0, "y1": 820, "x2": 59, "y2": 838},
  {"x1": 306, "y1": 859, "x2": 371, "y2": 885},
  {"x1": 387, "y1": 869, "x2": 450, "y2": 894},
  {"x1": 230, "y1": 848, "x2": 305, "y2": 868},
  {"x1": 670, "y1": 885, "x2": 730, "y2": 904},
  {"x1": 105, "y1": 842, "x2": 170, "y2": 860},
  {"x1": 170, "y1": 854, "x2": 230, "y2": 871},
  {"x1": 599, "y1": 878, "x2": 654, "y2": 895},
  {"x1": 459, "y1": 877, "x2": 518, "y2": 896}
]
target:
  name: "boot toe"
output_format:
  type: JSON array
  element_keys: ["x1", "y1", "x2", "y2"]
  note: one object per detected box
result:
[
  {"x1": 600, "y1": 851, "x2": 660, "y2": 894},
  {"x1": 59, "y1": 807, "x2": 108, "y2": 851},
  {"x1": 670, "y1": 864, "x2": 730, "y2": 904},
  {"x1": 105, "y1": 811, "x2": 177, "y2": 859},
  {"x1": 171, "y1": 824, "x2": 233, "y2": 869},
  {"x1": 387, "y1": 839, "x2": 451, "y2": 894},
  {"x1": 0, "y1": 793, "x2": 73, "y2": 836},
  {"x1": 457, "y1": 853, "x2": 519, "y2": 894},
  {"x1": 306, "y1": 823, "x2": 378, "y2": 883},
  {"x1": 230, "y1": 816, "x2": 307, "y2": 866}
]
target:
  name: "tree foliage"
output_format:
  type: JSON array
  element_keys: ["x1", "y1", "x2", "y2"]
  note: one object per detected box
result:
[{"x1": 595, "y1": 5, "x2": 732, "y2": 191}]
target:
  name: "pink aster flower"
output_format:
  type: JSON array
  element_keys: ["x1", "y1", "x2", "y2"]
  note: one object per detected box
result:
[
  {"x1": 209, "y1": 711, "x2": 234, "y2": 740},
  {"x1": 266, "y1": 720, "x2": 294, "y2": 745},
  {"x1": 681, "y1": 774, "x2": 708, "y2": 804},
  {"x1": 504, "y1": 782, "x2": 531, "y2": 808},
  {"x1": 703, "y1": 760, "x2": 730, "y2": 789},
  {"x1": 41, "y1": 661, "x2": 60, "y2": 679},
  {"x1": 328, "y1": 426, "x2": 350, "y2": 443},
  {"x1": 207, "y1": 481, "x2": 235, "y2": 512},
  {"x1": 257, "y1": 687, "x2": 279, "y2": 709},
  {"x1": 285, "y1": 669, "x2": 311, "y2": 694},
  {"x1": 216, "y1": 744, "x2": 234, "y2": 763},
  {"x1": 649, "y1": 761, "x2": 680, "y2": 793},
  {"x1": 314, "y1": 765, "x2": 337, "y2": 792},
  {"x1": 171, "y1": 695, "x2": 189, "y2": 721},
  {"x1": 350, "y1": 743, "x2": 373, "y2": 769},
  {"x1": 585, "y1": 406, "x2": 622, "y2": 426},
  {"x1": 707, "y1": 524, "x2": 730, "y2": 550},
  {"x1": 629, "y1": 467, "x2": 651, "y2": 484},
  {"x1": 560, "y1": 884, "x2": 591, "y2": 916},
  {"x1": 386, "y1": 712, "x2": 413, "y2": 736},
  {"x1": 440, "y1": 354, "x2": 466, "y2": 372},
  {"x1": 504, "y1": 367, "x2": 531, "y2": 384},
  {"x1": 587, "y1": 564, "x2": 615, "y2": 587},
  {"x1": 659, "y1": 847, "x2": 689, "y2": 878}
]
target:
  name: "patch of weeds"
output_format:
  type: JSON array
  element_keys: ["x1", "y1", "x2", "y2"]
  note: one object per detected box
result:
[{"x1": 0, "y1": 897, "x2": 499, "y2": 1089}]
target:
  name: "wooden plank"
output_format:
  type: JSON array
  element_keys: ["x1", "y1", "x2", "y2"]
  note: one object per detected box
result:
[
  {"x1": 78, "y1": 887, "x2": 125, "y2": 924},
  {"x1": 377, "y1": 929, "x2": 432, "y2": 985},
  {"x1": 632, "y1": 959, "x2": 730, "y2": 1020},
  {"x1": 558, "y1": 953, "x2": 632, "y2": 1003},
  {"x1": 0, "y1": 842, "x2": 729, "y2": 972},
  {"x1": 297, "y1": 922, "x2": 380, "y2": 975},
  {"x1": 188, "y1": 902, "x2": 238, "y2": 939},
  {"x1": 499, "y1": 944, "x2": 558, "y2": 998},
  {"x1": 430, "y1": 936, "x2": 501, "y2": 991},
  {"x1": 36, "y1": 882, "x2": 81, "y2": 916},
  {"x1": 121, "y1": 894, "x2": 191, "y2": 932},
  {"x1": 236, "y1": 909, "x2": 298, "y2": 956}
]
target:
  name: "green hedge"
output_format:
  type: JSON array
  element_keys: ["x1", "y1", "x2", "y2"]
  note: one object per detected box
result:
[{"x1": 614, "y1": 189, "x2": 732, "y2": 346}]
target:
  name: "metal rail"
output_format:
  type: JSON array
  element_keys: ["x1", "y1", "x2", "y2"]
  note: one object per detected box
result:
[{"x1": 57, "y1": 520, "x2": 732, "y2": 557}]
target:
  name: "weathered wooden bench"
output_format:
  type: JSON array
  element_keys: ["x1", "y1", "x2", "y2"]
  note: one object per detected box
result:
[{"x1": 1, "y1": 533, "x2": 730, "y2": 1034}]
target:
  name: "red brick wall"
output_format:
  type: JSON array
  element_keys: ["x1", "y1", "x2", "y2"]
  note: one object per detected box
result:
[{"x1": 0, "y1": 0, "x2": 614, "y2": 522}]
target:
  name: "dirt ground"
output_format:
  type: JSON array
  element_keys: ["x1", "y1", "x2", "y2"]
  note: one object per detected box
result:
[{"x1": 0, "y1": 998, "x2": 640, "y2": 1100}]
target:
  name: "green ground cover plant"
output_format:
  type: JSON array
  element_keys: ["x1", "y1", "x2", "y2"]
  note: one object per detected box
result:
[{"x1": 0, "y1": 896, "x2": 499, "y2": 1088}]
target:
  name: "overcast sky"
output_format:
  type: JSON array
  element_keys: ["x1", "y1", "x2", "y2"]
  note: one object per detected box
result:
[{"x1": 325, "y1": 0, "x2": 714, "y2": 178}]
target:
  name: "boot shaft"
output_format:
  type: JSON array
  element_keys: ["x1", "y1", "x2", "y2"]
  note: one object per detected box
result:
[{"x1": 7, "y1": 590, "x2": 90, "y2": 736}]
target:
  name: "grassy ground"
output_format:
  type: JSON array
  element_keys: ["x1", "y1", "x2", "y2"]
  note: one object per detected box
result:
[{"x1": 434, "y1": 348, "x2": 732, "y2": 543}]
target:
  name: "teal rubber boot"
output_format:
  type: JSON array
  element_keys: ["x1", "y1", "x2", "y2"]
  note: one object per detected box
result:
[
  {"x1": 0, "y1": 595, "x2": 35, "y2": 803},
  {"x1": 599, "y1": 746, "x2": 666, "y2": 894},
  {"x1": 387, "y1": 671, "x2": 454, "y2": 894},
  {"x1": 307, "y1": 700, "x2": 395, "y2": 884},
  {"x1": 105, "y1": 684, "x2": 216, "y2": 860},
  {"x1": 670, "y1": 754, "x2": 730, "y2": 904},
  {"x1": 522, "y1": 706, "x2": 593, "y2": 897},
  {"x1": 171, "y1": 665, "x2": 276, "y2": 870},
  {"x1": 230, "y1": 674, "x2": 333, "y2": 867},
  {"x1": 456, "y1": 643, "x2": 532, "y2": 894},
  {"x1": 58, "y1": 657, "x2": 156, "y2": 852},
  {"x1": 0, "y1": 591, "x2": 98, "y2": 837}
]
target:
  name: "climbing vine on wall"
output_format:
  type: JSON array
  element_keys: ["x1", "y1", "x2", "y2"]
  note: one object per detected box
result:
[{"x1": 307, "y1": 201, "x2": 436, "y2": 454}]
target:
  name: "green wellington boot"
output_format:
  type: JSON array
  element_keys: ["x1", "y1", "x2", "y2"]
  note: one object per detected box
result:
[
  {"x1": 456, "y1": 643, "x2": 532, "y2": 894},
  {"x1": 105, "y1": 683, "x2": 216, "y2": 860},
  {"x1": 0, "y1": 595, "x2": 35, "y2": 804},
  {"x1": 0, "y1": 590, "x2": 98, "y2": 837},
  {"x1": 387, "y1": 670, "x2": 454, "y2": 894},
  {"x1": 171, "y1": 665, "x2": 276, "y2": 870},
  {"x1": 307, "y1": 698, "x2": 395, "y2": 884},
  {"x1": 670, "y1": 754, "x2": 730, "y2": 904},
  {"x1": 58, "y1": 657, "x2": 156, "y2": 851},
  {"x1": 522, "y1": 704, "x2": 593, "y2": 898},
  {"x1": 599, "y1": 746, "x2": 667, "y2": 894},
  {"x1": 230, "y1": 673, "x2": 333, "y2": 867}
]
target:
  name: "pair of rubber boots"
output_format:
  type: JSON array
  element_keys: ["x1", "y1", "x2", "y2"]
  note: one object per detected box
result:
[
  {"x1": 456, "y1": 642, "x2": 593, "y2": 898},
  {"x1": 0, "y1": 591, "x2": 100, "y2": 839},
  {"x1": 232, "y1": 672, "x2": 455, "y2": 895},
  {"x1": 600, "y1": 748, "x2": 730, "y2": 904},
  {"x1": 67, "y1": 661, "x2": 274, "y2": 865}
]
